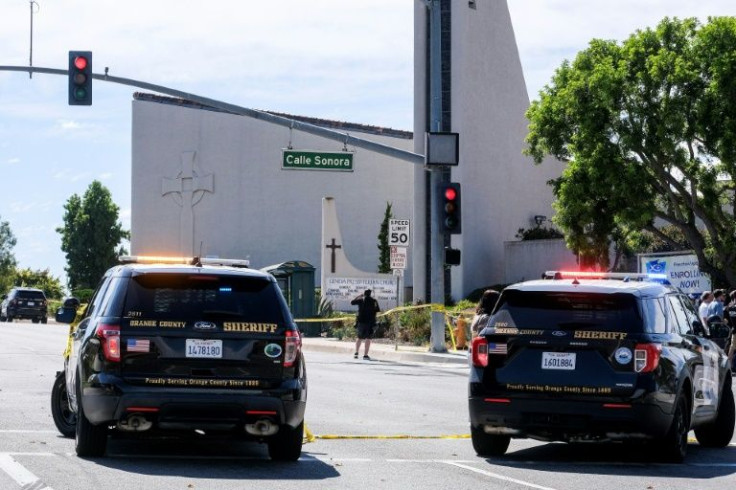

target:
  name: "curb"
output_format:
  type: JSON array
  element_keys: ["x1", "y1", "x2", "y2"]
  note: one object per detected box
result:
[{"x1": 301, "y1": 338, "x2": 469, "y2": 365}]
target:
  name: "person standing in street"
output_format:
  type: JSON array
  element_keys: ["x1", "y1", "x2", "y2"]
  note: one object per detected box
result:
[
  {"x1": 698, "y1": 291, "x2": 714, "y2": 326},
  {"x1": 707, "y1": 289, "x2": 726, "y2": 324},
  {"x1": 351, "y1": 289, "x2": 380, "y2": 360}
]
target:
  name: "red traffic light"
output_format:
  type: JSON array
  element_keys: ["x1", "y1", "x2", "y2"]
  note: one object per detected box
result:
[
  {"x1": 444, "y1": 187, "x2": 457, "y2": 201},
  {"x1": 74, "y1": 56, "x2": 88, "y2": 70}
]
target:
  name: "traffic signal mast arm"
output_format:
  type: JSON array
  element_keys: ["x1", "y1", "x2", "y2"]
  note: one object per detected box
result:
[{"x1": 0, "y1": 64, "x2": 423, "y2": 165}]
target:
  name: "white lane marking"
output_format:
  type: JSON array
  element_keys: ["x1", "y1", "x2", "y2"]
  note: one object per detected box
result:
[
  {"x1": 444, "y1": 461, "x2": 559, "y2": 490},
  {"x1": 0, "y1": 453, "x2": 54, "y2": 490},
  {"x1": 0, "y1": 430, "x2": 58, "y2": 434}
]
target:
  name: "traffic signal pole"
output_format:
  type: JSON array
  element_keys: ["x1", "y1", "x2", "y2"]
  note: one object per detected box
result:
[
  {"x1": 428, "y1": 0, "x2": 445, "y2": 309},
  {"x1": 427, "y1": 0, "x2": 448, "y2": 353}
]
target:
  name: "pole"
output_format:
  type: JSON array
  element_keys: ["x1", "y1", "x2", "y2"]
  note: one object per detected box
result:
[
  {"x1": 0, "y1": 65, "x2": 423, "y2": 165},
  {"x1": 29, "y1": 1, "x2": 35, "y2": 79},
  {"x1": 428, "y1": 0, "x2": 447, "y2": 352}
]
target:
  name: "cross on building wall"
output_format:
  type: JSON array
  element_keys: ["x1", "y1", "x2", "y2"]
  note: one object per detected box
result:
[
  {"x1": 162, "y1": 151, "x2": 214, "y2": 255},
  {"x1": 325, "y1": 238, "x2": 342, "y2": 273}
]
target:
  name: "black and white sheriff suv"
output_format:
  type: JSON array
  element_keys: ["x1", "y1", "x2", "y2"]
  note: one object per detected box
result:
[
  {"x1": 469, "y1": 271, "x2": 734, "y2": 462},
  {"x1": 52, "y1": 256, "x2": 307, "y2": 461}
]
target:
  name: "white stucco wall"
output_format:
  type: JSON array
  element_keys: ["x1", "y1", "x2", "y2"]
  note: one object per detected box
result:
[
  {"x1": 504, "y1": 239, "x2": 579, "y2": 285},
  {"x1": 131, "y1": 99, "x2": 415, "y2": 281}
]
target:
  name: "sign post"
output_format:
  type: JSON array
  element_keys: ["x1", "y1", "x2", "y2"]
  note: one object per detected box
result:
[{"x1": 389, "y1": 219, "x2": 410, "y2": 309}]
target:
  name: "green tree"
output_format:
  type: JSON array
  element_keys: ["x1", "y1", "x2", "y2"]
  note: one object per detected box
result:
[
  {"x1": 13, "y1": 268, "x2": 64, "y2": 299},
  {"x1": 525, "y1": 17, "x2": 736, "y2": 285},
  {"x1": 57, "y1": 181, "x2": 129, "y2": 290},
  {"x1": 0, "y1": 217, "x2": 17, "y2": 293},
  {"x1": 377, "y1": 202, "x2": 393, "y2": 273}
]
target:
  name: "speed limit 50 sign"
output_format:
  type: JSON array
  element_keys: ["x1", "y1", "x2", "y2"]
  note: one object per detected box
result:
[{"x1": 389, "y1": 219, "x2": 411, "y2": 246}]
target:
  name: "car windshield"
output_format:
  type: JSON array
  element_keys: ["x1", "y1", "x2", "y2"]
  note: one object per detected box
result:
[
  {"x1": 489, "y1": 290, "x2": 643, "y2": 332},
  {"x1": 122, "y1": 273, "x2": 287, "y2": 324}
]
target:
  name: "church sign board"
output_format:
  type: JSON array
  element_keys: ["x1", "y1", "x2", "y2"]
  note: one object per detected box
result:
[
  {"x1": 282, "y1": 150, "x2": 353, "y2": 172},
  {"x1": 323, "y1": 277, "x2": 397, "y2": 311}
]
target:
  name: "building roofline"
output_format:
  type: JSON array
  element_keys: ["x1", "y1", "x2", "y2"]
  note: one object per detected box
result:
[{"x1": 133, "y1": 92, "x2": 413, "y2": 139}]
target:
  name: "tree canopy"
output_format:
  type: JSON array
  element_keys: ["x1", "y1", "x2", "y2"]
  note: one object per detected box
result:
[
  {"x1": 525, "y1": 16, "x2": 736, "y2": 286},
  {"x1": 0, "y1": 217, "x2": 17, "y2": 293},
  {"x1": 377, "y1": 202, "x2": 393, "y2": 273},
  {"x1": 57, "y1": 181, "x2": 129, "y2": 290},
  {"x1": 12, "y1": 268, "x2": 64, "y2": 299}
]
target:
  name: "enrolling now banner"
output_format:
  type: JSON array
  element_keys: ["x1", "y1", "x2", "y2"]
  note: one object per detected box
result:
[{"x1": 637, "y1": 252, "x2": 711, "y2": 295}]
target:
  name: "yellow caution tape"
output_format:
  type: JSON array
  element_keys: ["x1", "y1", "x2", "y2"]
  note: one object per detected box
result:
[
  {"x1": 302, "y1": 423, "x2": 469, "y2": 444},
  {"x1": 294, "y1": 304, "x2": 436, "y2": 323}
]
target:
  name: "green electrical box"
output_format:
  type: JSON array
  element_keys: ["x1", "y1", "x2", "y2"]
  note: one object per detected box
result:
[{"x1": 261, "y1": 261, "x2": 318, "y2": 336}]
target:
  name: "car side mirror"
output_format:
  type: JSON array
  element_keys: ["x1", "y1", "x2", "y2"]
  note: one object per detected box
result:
[
  {"x1": 62, "y1": 297, "x2": 80, "y2": 309},
  {"x1": 692, "y1": 320, "x2": 705, "y2": 336},
  {"x1": 55, "y1": 307, "x2": 77, "y2": 324}
]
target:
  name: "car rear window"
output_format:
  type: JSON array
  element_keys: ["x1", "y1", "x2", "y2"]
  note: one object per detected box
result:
[
  {"x1": 490, "y1": 290, "x2": 643, "y2": 333},
  {"x1": 16, "y1": 290, "x2": 46, "y2": 300},
  {"x1": 122, "y1": 273, "x2": 287, "y2": 324}
]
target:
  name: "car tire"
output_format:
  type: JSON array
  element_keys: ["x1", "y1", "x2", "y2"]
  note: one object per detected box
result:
[
  {"x1": 6, "y1": 315, "x2": 12, "y2": 322},
  {"x1": 267, "y1": 421, "x2": 303, "y2": 461},
  {"x1": 471, "y1": 425, "x2": 511, "y2": 457},
  {"x1": 694, "y1": 380, "x2": 735, "y2": 448},
  {"x1": 75, "y1": 383, "x2": 107, "y2": 457},
  {"x1": 654, "y1": 394, "x2": 690, "y2": 463},
  {"x1": 41, "y1": 316, "x2": 47, "y2": 324},
  {"x1": 51, "y1": 372, "x2": 76, "y2": 438}
]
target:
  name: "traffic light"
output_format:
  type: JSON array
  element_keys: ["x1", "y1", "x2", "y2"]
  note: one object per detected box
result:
[
  {"x1": 445, "y1": 247, "x2": 461, "y2": 266},
  {"x1": 68, "y1": 51, "x2": 92, "y2": 105},
  {"x1": 440, "y1": 182, "x2": 461, "y2": 234}
]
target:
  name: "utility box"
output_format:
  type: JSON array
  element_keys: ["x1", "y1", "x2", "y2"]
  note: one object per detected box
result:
[{"x1": 261, "y1": 261, "x2": 317, "y2": 336}]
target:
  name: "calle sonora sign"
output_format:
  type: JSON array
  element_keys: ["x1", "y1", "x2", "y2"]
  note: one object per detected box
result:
[{"x1": 282, "y1": 150, "x2": 353, "y2": 172}]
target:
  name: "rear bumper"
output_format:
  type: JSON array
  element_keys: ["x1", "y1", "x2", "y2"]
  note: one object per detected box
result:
[
  {"x1": 469, "y1": 391, "x2": 672, "y2": 441},
  {"x1": 81, "y1": 374, "x2": 307, "y2": 431},
  {"x1": 7, "y1": 306, "x2": 46, "y2": 318}
]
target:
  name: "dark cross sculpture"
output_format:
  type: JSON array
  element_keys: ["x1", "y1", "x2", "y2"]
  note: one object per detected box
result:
[{"x1": 325, "y1": 238, "x2": 342, "y2": 273}]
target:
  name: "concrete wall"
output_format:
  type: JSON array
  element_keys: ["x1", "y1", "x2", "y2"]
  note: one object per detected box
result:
[
  {"x1": 504, "y1": 239, "x2": 579, "y2": 285},
  {"x1": 131, "y1": 99, "x2": 415, "y2": 280}
]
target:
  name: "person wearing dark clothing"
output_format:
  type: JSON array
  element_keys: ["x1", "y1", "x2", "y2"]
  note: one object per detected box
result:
[
  {"x1": 351, "y1": 289, "x2": 380, "y2": 360},
  {"x1": 470, "y1": 289, "x2": 500, "y2": 335}
]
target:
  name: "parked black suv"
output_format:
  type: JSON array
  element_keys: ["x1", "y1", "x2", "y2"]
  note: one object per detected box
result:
[
  {"x1": 469, "y1": 271, "x2": 734, "y2": 462},
  {"x1": 53, "y1": 256, "x2": 307, "y2": 460},
  {"x1": 1, "y1": 287, "x2": 48, "y2": 323}
]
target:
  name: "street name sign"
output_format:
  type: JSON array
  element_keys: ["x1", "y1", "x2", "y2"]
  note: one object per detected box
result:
[{"x1": 282, "y1": 150, "x2": 353, "y2": 171}]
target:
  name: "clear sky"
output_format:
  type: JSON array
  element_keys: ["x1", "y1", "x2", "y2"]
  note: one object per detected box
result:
[{"x1": 0, "y1": 0, "x2": 733, "y2": 290}]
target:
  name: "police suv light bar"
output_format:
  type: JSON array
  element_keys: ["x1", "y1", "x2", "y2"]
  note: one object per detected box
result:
[
  {"x1": 119, "y1": 255, "x2": 250, "y2": 268},
  {"x1": 543, "y1": 270, "x2": 667, "y2": 282}
]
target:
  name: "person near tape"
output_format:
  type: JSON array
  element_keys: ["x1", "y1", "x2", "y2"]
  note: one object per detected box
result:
[
  {"x1": 470, "y1": 289, "x2": 500, "y2": 335},
  {"x1": 351, "y1": 289, "x2": 380, "y2": 360}
]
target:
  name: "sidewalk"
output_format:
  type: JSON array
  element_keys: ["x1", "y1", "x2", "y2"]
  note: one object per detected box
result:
[{"x1": 300, "y1": 336, "x2": 470, "y2": 365}]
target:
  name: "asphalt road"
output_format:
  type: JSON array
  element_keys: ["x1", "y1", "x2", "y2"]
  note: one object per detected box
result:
[{"x1": 0, "y1": 321, "x2": 734, "y2": 490}]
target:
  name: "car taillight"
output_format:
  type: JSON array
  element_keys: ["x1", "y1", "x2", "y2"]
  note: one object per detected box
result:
[
  {"x1": 96, "y1": 323, "x2": 121, "y2": 362},
  {"x1": 634, "y1": 343, "x2": 662, "y2": 373},
  {"x1": 472, "y1": 337, "x2": 489, "y2": 367},
  {"x1": 284, "y1": 330, "x2": 300, "y2": 368}
]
